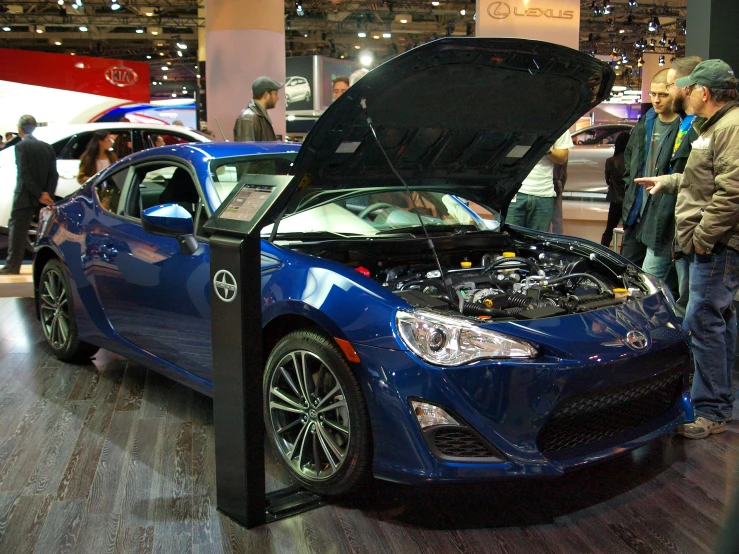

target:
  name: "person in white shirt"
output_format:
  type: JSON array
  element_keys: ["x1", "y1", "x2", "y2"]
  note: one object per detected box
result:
[{"x1": 506, "y1": 131, "x2": 573, "y2": 231}]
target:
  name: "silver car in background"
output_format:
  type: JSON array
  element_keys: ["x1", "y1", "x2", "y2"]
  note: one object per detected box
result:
[{"x1": 567, "y1": 123, "x2": 634, "y2": 193}]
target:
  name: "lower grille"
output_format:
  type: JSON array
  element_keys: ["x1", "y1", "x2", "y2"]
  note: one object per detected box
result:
[
  {"x1": 537, "y1": 368, "x2": 683, "y2": 455},
  {"x1": 433, "y1": 428, "x2": 495, "y2": 458}
]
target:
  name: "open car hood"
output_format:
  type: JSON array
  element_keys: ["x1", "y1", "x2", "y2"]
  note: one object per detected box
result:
[{"x1": 285, "y1": 37, "x2": 614, "y2": 216}]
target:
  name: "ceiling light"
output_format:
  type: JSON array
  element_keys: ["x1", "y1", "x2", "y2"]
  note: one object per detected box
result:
[
  {"x1": 358, "y1": 32, "x2": 366, "y2": 38},
  {"x1": 159, "y1": 52, "x2": 164, "y2": 56},
  {"x1": 196, "y1": 74, "x2": 201, "y2": 78},
  {"x1": 111, "y1": 1, "x2": 121, "y2": 11},
  {"x1": 373, "y1": 35, "x2": 380, "y2": 39},
  {"x1": 648, "y1": 17, "x2": 658, "y2": 32},
  {"x1": 172, "y1": 93, "x2": 177, "y2": 97},
  {"x1": 163, "y1": 75, "x2": 167, "y2": 79},
  {"x1": 400, "y1": 18, "x2": 408, "y2": 24},
  {"x1": 619, "y1": 29, "x2": 625, "y2": 34},
  {"x1": 612, "y1": 85, "x2": 627, "y2": 91},
  {"x1": 57, "y1": 0, "x2": 64, "y2": 5},
  {"x1": 460, "y1": 8, "x2": 466, "y2": 16},
  {"x1": 161, "y1": 66, "x2": 168, "y2": 70},
  {"x1": 659, "y1": 55, "x2": 665, "y2": 66},
  {"x1": 177, "y1": 50, "x2": 182, "y2": 57},
  {"x1": 166, "y1": 61, "x2": 171, "y2": 65},
  {"x1": 135, "y1": 28, "x2": 144, "y2": 33},
  {"x1": 603, "y1": 1, "x2": 611, "y2": 15},
  {"x1": 35, "y1": 25, "x2": 45, "y2": 34},
  {"x1": 146, "y1": 55, "x2": 151, "y2": 59},
  {"x1": 354, "y1": 45, "x2": 360, "y2": 49},
  {"x1": 359, "y1": 51, "x2": 373, "y2": 67},
  {"x1": 176, "y1": 42, "x2": 187, "y2": 49},
  {"x1": 629, "y1": 0, "x2": 638, "y2": 6},
  {"x1": 54, "y1": 40, "x2": 62, "y2": 45},
  {"x1": 431, "y1": 1, "x2": 440, "y2": 6},
  {"x1": 148, "y1": 27, "x2": 161, "y2": 35},
  {"x1": 2, "y1": 26, "x2": 10, "y2": 32},
  {"x1": 383, "y1": 32, "x2": 391, "y2": 38}
]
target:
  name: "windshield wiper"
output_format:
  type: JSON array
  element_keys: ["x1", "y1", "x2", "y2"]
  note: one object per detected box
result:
[{"x1": 376, "y1": 224, "x2": 477, "y2": 236}]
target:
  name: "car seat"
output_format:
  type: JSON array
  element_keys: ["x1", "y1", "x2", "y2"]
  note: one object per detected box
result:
[{"x1": 158, "y1": 168, "x2": 200, "y2": 215}]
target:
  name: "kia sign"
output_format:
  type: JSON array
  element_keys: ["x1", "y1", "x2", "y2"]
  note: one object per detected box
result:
[
  {"x1": 476, "y1": 0, "x2": 580, "y2": 50},
  {"x1": 105, "y1": 66, "x2": 139, "y2": 87}
]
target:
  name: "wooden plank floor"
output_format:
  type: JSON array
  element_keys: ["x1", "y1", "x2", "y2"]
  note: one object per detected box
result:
[{"x1": 0, "y1": 296, "x2": 737, "y2": 554}]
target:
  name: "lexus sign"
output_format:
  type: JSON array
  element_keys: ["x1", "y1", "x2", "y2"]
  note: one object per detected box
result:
[{"x1": 476, "y1": 0, "x2": 580, "y2": 50}]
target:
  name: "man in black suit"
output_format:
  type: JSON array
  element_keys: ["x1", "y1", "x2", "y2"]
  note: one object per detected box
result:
[{"x1": 0, "y1": 115, "x2": 57, "y2": 274}]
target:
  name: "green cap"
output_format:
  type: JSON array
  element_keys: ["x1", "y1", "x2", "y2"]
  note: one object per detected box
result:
[{"x1": 675, "y1": 59, "x2": 736, "y2": 89}]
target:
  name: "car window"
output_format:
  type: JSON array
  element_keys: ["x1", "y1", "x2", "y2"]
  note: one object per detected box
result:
[
  {"x1": 58, "y1": 132, "x2": 95, "y2": 160},
  {"x1": 142, "y1": 131, "x2": 196, "y2": 149},
  {"x1": 94, "y1": 167, "x2": 130, "y2": 214},
  {"x1": 52, "y1": 137, "x2": 72, "y2": 158},
  {"x1": 210, "y1": 154, "x2": 297, "y2": 207},
  {"x1": 124, "y1": 163, "x2": 206, "y2": 231}
]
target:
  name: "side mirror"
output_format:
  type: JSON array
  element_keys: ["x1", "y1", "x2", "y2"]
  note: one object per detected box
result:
[{"x1": 141, "y1": 204, "x2": 194, "y2": 237}]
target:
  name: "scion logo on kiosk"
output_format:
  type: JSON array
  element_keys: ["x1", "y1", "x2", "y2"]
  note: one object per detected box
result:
[
  {"x1": 105, "y1": 66, "x2": 139, "y2": 87},
  {"x1": 486, "y1": 2, "x2": 574, "y2": 20},
  {"x1": 213, "y1": 270, "x2": 238, "y2": 303}
]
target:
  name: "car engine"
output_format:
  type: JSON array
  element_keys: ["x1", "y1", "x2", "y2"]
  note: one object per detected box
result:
[{"x1": 380, "y1": 242, "x2": 647, "y2": 321}]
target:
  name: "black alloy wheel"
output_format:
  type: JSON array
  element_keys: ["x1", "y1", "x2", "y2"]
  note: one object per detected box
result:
[
  {"x1": 264, "y1": 330, "x2": 372, "y2": 496},
  {"x1": 38, "y1": 259, "x2": 98, "y2": 362}
]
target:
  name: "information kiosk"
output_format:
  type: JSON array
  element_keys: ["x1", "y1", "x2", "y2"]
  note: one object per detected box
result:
[{"x1": 203, "y1": 174, "x2": 324, "y2": 528}]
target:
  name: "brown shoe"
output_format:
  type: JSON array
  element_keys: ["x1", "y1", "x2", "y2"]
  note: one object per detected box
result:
[
  {"x1": 677, "y1": 417, "x2": 727, "y2": 439},
  {"x1": 0, "y1": 267, "x2": 20, "y2": 275}
]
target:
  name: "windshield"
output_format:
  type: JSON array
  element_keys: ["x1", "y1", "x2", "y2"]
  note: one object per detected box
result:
[
  {"x1": 265, "y1": 190, "x2": 500, "y2": 237},
  {"x1": 210, "y1": 154, "x2": 297, "y2": 209}
]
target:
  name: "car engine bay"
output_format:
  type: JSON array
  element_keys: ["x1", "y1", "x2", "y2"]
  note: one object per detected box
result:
[{"x1": 292, "y1": 231, "x2": 652, "y2": 321}]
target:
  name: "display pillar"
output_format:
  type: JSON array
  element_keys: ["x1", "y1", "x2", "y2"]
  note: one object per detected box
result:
[
  {"x1": 686, "y1": 0, "x2": 739, "y2": 76},
  {"x1": 204, "y1": 0, "x2": 286, "y2": 141},
  {"x1": 474, "y1": 0, "x2": 580, "y2": 50},
  {"x1": 196, "y1": 6, "x2": 206, "y2": 132}
]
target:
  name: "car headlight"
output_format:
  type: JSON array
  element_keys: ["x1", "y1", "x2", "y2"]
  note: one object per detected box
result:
[
  {"x1": 395, "y1": 309, "x2": 537, "y2": 366},
  {"x1": 642, "y1": 272, "x2": 678, "y2": 314}
]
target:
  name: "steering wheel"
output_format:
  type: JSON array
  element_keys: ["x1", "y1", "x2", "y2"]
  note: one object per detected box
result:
[{"x1": 358, "y1": 202, "x2": 396, "y2": 219}]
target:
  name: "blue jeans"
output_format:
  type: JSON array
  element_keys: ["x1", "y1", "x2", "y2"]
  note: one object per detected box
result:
[
  {"x1": 506, "y1": 193, "x2": 554, "y2": 232},
  {"x1": 642, "y1": 248, "x2": 673, "y2": 281},
  {"x1": 686, "y1": 248, "x2": 739, "y2": 421},
  {"x1": 674, "y1": 256, "x2": 690, "y2": 319}
]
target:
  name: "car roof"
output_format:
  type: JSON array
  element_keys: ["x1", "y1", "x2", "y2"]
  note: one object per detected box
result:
[
  {"x1": 30, "y1": 123, "x2": 207, "y2": 143},
  {"x1": 122, "y1": 141, "x2": 302, "y2": 165},
  {"x1": 573, "y1": 123, "x2": 634, "y2": 133}
]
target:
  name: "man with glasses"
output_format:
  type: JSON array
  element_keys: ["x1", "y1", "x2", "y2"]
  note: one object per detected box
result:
[
  {"x1": 233, "y1": 76, "x2": 283, "y2": 142},
  {"x1": 620, "y1": 69, "x2": 680, "y2": 267},
  {"x1": 637, "y1": 59, "x2": 739, "y2": 439}
]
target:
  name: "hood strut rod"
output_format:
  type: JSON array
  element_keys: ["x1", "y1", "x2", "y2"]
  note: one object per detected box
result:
[{"x1": 361, "y1": 99, "x2": 452, "y2": 302}]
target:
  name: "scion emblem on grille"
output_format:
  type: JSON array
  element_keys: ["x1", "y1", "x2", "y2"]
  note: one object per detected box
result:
[{"x1": 625, "y1": 330, "x2": 649, "y2": 350}]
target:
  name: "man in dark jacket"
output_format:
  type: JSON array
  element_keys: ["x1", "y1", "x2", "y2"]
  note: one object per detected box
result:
[
  {"x1": 621, "y1": 69, "x2": 680, "y2": 268},
  {"x1": 1, "y1": 115, "x2": 56, "y2": 274},
  {"x1": 233, "y1": 76, "x2": 283, "y2": 142}
]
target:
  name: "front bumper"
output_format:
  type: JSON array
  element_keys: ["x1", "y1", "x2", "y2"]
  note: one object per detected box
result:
[{"x1": 354, "y1": 297, "x2": 692, "y2": 484}]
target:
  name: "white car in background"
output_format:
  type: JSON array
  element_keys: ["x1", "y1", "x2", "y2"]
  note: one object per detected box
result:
[
  {"x1": 285, "y1": 76, "x2": 312, "y2": 106},
  {"x1": 0, "y1": 123, "x2": 210, "y2": 232}
]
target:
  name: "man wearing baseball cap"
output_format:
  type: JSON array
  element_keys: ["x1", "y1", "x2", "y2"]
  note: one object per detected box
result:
[
  {"x1": 636, "y1": 59, "x2": 739, "y2": 439},
  {"x1": 233, "y1": 76, "x2": 283, "y2": 141}
]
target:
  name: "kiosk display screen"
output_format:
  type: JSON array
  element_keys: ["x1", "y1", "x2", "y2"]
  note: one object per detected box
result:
[
  {"x1": 203, "y1": 174, "x2": 294, "y2": 236},
  {"x1": 220, "y1": 188, "x2": 274, "y2": 223}
]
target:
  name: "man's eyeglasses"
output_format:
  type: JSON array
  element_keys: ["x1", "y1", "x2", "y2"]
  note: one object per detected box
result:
[
  {"x1": 648, "y1": 92, "x2": 670, "y2": 99},
  {"x1": 665, "y1": 82, "x2": 675, "y2": 90}
]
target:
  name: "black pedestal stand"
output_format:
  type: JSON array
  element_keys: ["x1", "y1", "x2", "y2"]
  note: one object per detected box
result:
[{"x1": 209, "y1": 233, "x2": 323, "y2": 528}]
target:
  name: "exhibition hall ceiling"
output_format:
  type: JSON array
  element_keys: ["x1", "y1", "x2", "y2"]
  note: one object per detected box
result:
[{"x1": 0, "y1": 0, "x2": 688, "y2": 96}]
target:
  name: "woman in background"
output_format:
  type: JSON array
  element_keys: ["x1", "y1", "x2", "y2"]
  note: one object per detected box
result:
[
  {"x1": 77, "y1": 130, "x2": 117, "y2": 184},
  {"x1": 600, "y1": 131, "x2": 630, "y2": 247}
]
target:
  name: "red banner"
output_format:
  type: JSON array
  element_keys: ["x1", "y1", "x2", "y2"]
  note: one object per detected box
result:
[{"x1": 0, "y1": 48, "x2": 150, "y2": 102}]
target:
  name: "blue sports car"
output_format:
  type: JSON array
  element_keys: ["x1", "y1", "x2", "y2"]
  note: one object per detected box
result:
[{"x1": 34, "y1": 38, "x2": 693, "y2": 496}]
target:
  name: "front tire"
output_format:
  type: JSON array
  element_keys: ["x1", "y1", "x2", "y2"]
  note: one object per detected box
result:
[
  {"x1": 38, "y1": 259, "x2": 98, "y2": 362},
  {"x1": 264, "y1": 330, "x2": 372, "y2": 496}
]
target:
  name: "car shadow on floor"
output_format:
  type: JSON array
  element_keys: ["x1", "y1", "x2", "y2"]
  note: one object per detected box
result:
[{"x1": 333, "y1": 436, "x2": 688, "y2": 529}]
